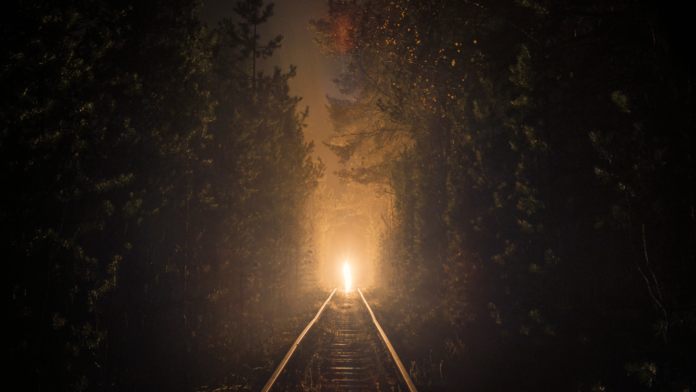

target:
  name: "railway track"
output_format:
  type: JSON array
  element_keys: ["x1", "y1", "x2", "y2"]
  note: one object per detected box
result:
[{"x1": 262, "y1": 289, "x2": 417, "y2": 392}]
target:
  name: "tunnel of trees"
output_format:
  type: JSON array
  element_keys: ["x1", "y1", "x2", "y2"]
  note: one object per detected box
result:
[{"x1": 3, "y1": 0, "x2": 695, "y2": 391}]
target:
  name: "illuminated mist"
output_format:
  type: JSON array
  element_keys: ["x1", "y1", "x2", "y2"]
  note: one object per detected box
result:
[{"x1": 343, "y1": 261, "x2": 352, "y2": 292}]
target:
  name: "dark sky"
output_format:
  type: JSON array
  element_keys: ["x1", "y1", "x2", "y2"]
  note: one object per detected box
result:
[{"x1": 199, "y1": 0, "x2": 345, "y2": 194}]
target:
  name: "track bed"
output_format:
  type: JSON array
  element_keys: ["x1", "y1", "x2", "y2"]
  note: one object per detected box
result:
[{"x1": 267, "y1": 290, "x2": 412, "y2": 392}]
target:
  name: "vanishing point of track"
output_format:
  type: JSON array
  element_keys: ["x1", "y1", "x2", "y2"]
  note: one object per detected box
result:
[{"x1": 262, "y1": 289, "x2": 418, "y2": 392}]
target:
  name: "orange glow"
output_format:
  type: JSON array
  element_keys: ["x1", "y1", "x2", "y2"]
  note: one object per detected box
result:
[
  {"x1": 343, "y1": 261, "x2": 352, "y2": 292},
  {"x1": 333, "y1": 13, "x2": 353, "y2": 52}
]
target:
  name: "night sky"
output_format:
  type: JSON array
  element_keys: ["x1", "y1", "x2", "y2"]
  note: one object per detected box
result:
[{"x1": 200, "y1": 0, "x2": 346, "y2": 194}]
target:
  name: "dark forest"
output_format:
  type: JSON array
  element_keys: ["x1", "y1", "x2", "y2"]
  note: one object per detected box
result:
[{"x1": 3, "y1": 0, "x2": 695, "y2": 391}]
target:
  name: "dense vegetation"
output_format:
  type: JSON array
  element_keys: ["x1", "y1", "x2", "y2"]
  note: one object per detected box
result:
[
  {"x1": 3, "y1": 0, "x2": 323, "y2": 390},
  {"x1": 5, "y1": 0, "x2": 695, "y2": 390},
  {"x1": 313, "y1": 0, "x2": 695, "y2": 390}
]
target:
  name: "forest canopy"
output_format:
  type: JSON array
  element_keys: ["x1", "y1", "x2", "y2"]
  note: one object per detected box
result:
[
  {"x1": 3, "y1": 0, "x2": 323, "y2": 390},
  {"x1": 312, "y1": 0, "x2": 695, "y2": 390},
  {"x1": 3, "y1": 0, "x2": 695, "y2": 390}
]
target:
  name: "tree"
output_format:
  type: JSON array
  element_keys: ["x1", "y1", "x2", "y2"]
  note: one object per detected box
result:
[{"x1": 314, "y1": 0, "x2": 696, "y2": 390}]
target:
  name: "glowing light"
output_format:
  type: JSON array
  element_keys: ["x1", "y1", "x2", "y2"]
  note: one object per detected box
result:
[{"x1": 343, "y1": 262, "x2": 352, "y2": 292}]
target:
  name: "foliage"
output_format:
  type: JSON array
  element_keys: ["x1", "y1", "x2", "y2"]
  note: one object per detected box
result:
[
  {"x1": 314, "y1": 0, "x2": 695, "y2": 390},
  {"x1": 3, "y1": 0, "x2": 323, "y2": 390}
]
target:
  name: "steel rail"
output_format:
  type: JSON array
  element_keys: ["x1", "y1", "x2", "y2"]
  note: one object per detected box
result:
[
  {"x1": 260, "y1": 288, "x2": 337, "y2": 392},
  {"x1": 358, "y1": 288, "x2": 419, "y2": 392}
]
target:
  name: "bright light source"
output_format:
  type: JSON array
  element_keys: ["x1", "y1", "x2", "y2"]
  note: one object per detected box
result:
[{"x1": 343, "y1": 262, "x2": 352, "y2": 292}]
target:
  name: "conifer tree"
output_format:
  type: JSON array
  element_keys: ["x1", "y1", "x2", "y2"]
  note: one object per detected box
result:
[{"x1": 315, "y1": 0, "x2": 696, "y2": 389}]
